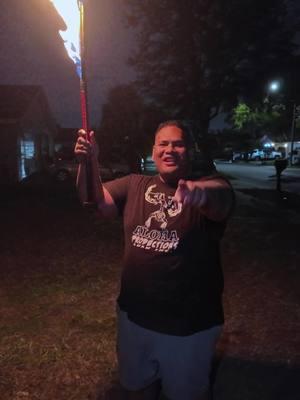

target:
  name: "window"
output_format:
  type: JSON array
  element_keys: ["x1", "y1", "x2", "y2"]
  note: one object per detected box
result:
[{"x1": 18, "y1": 138, "x2": 35, "y2": 180}]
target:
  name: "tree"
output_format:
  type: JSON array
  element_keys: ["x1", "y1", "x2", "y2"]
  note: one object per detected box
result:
[
  {"x1": 98, "y1": 84, "x2": 165, "y2": 170},
  {"x1": 232, "y1": 102, "x2": 289, "y2": 141},
  {"x1": 232, "y1": 103, "x2": 253, "y2": 131},
  {"x1": 124, "y1": 0, "x2": 299, "y2": 139}
]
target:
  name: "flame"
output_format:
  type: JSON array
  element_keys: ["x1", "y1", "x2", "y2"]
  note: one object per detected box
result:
[{"x1": 50, "y1": 0, "x2": 82, "y2": 78}]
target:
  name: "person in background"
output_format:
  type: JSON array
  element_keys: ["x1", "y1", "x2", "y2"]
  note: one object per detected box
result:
[{"x1": 75, "y1": 120, "x2": 234, "y2": 400}]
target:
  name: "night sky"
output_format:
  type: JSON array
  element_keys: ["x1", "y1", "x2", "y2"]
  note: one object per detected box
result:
[
  {"x1": 0, "y1": 1, "x2": 299, "y2": 130},
  {"x1": 0, "y1": 0, "x2": 135, "y2": 128}
]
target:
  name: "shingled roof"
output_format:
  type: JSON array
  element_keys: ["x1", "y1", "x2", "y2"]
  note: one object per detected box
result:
[{"x1": 0, "y1": 85, "x2": 44, "y2": 121}]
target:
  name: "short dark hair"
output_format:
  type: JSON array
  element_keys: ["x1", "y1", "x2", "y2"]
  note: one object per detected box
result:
[{"x1": 154, "y1": 120, "x2": 193, "y2": 147}]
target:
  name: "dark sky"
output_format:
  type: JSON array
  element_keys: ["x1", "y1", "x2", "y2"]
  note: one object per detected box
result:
[
  {"x1": 0, "y1": 1, "x2": 299, "y2": 130},
  {"x1": 0, "y1": 0, "x2": 135, "y2": 128}
]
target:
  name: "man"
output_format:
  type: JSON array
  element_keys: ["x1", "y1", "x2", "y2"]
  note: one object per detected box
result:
[{"x1": 75, "y1": 121, "x2": 234, "y2": 400}]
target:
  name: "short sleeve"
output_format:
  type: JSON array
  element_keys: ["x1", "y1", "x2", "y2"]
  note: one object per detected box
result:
[{"x1": 103, "y1": 175, "x2": 131, "y2": 214}]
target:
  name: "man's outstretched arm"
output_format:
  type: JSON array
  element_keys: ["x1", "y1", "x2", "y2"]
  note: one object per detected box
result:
[{"x1": 173, "y1": 177, "x2": 234, "y2": 221}]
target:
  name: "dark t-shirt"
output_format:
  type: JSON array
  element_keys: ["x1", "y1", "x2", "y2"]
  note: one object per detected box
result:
[{"x1": 104, "y1": 174, "x2": 227, "y2": 336}]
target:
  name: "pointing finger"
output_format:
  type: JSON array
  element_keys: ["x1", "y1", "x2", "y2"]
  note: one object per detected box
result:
[{"x1": 173, "y1": 179, "x2": 188, "y2": 204}]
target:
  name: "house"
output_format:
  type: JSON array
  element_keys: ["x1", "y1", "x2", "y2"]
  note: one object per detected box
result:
[
  {"x1": 274, "y1": 141, "x2": 300, "y2": 164},
  {"x1": 0, "y1": 85, "x2": 57, "y2": 184}
]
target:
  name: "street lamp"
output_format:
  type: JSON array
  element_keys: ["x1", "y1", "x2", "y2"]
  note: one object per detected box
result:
[
  {"x1": 289, "y1": 103, "x2": 300, "y2": 166},
  {"x1": 269, "y1": 80, "x2": 280, "y2": 93},
  {"x1": 266, "y1": 79, "x2": 299, "y2": 165},
  {"x1": 264, "y1": 80, "x2": 280, "y2": 106}
]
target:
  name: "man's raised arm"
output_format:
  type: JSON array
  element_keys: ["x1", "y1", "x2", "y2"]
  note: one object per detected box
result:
[{"x1": 74, "y1": 130, "x2": 118, "y2": 218}]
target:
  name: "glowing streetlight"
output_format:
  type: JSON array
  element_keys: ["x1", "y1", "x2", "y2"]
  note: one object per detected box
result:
[
  {"x1": 266, "y1": 79, "x2": 299, "y2": 165},
  {"x1": 269, "y1": 80, "x2": 280, "y2": 93},
  {"x1": 264, "y1": 80, "x2": 281, "y2": 106}
]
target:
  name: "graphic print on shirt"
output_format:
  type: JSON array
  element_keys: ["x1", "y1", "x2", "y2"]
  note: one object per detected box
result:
[{"x1": 132, "y1": 184, "x2": 182, "y2": 253}]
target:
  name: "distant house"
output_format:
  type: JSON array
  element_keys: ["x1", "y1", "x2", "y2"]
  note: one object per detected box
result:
[{"x1": 0, "y1": 85, "x2": 57, "y2": 184}]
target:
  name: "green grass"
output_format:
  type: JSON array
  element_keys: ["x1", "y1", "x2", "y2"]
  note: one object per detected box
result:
[{"x1": 0, "y1": 185, "x2": 299, "y2": 399}]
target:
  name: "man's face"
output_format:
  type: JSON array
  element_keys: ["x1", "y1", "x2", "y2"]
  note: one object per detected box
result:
[{"x1": 152, "y1": 125, "x2": 189, "y2": 183}]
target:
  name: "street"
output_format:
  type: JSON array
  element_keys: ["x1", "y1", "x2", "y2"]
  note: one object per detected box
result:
[{"x1": 216, "y1": 162, "x2": 300, "y2": 195}]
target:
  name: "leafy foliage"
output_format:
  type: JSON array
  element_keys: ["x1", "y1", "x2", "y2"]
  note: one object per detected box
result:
[
  {"x1": 98, "y1": 84, "x2": 165, "y2": 168},
  {"x1": 232, "y1": 101, "x2": 291, "y2": 140},
  {"x1": 232, "y1": 103, "x2": 253, "y2": 130},
  {"x1": 124, "y1": 0, "x2": 299, "y2": 137}
]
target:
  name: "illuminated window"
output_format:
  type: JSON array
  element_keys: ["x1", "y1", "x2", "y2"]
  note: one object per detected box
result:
[{"x1": 18, "y1": 138, "x2": 35, "y2": 180}]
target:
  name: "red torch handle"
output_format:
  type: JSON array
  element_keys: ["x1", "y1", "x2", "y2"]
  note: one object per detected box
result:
[
  {"x1": 78, "y1": 1, "x2": 96, "y2": 206},
  {"x1": 80, "y1": 83, "x2": 89, "y2": 139},
  {"x1": 80, "y1": 80, "x2": 94, "y2": 204},
  {"x1": 79, "y1": 1, "x2": 90, "y2": 140}
]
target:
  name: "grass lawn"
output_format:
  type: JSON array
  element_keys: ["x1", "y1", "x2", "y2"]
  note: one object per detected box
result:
[{"x1": 0, "y1": 181, "x2": 299, "y2": 400}]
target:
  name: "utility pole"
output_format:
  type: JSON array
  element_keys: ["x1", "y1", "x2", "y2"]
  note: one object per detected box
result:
[{"x1": 289, "y1": 104, "x2": 300, "y2": 166}]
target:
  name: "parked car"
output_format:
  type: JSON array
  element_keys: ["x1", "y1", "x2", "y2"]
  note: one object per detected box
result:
[
  {"x1": 141, "y1": 156, "x2": 157, "y2": 173},
  {"x1": 290, "y1": 149, "x2": 300, "y2": 165},
  {"x1": 249, "y1": 148, "x2": 282, "y2": 161},
  {"x1": 249, "y1": 149, "x2": 265, "y2": 160},
  {"x1": 48, "y1": 158, "x2": 128, "y2": 182},
  {"x1": 232, "y1": 151, "x2": 249, "y2": 162},
  {"x1": 265, "y1": 150, "x2": 282, "y2": 159}
]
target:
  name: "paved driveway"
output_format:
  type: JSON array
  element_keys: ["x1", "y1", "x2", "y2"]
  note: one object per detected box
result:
[{"x1": 215, "y1": 162, "x2": 300, "y2": 195}]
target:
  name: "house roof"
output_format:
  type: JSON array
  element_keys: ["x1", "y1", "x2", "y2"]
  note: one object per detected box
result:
[{"x1": 0, "y1": 85, "x2": 44, "y2": 121}]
